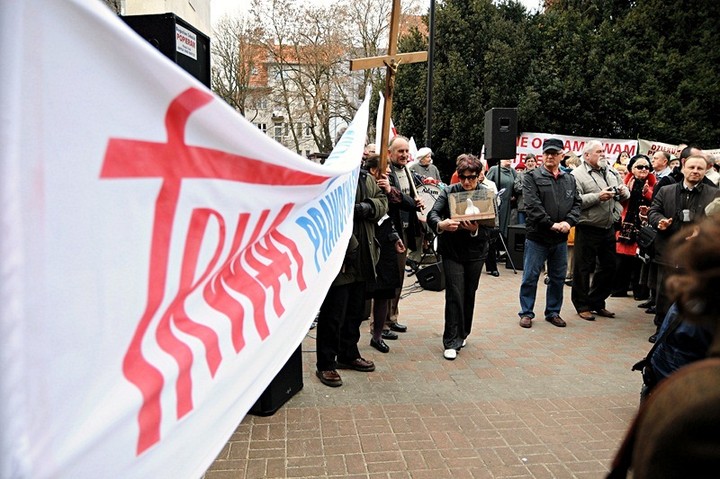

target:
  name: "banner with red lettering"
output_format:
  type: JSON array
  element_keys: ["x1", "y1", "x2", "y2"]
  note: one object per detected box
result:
[
  {"x1": 0, "y1": 1, "x2": 367, "y2": 478},
  {"x1": 637, "y1": 138, "x2": 681, "y2": 158},
  {"x1": 515, "y1": 132, "x2": 638, "y2": 165}
]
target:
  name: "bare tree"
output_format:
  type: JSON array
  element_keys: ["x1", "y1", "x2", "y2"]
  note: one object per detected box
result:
[
  {"x1": 211, "y1": 15, "x2": 263, "y2": 121},
  {"x1": 251, "y1": 0, "x2": 304, "y2": 151},
  {"x1": 336, "y1": 0, "x2": 425, "y2": 139},
  {"x1": 289, "y1": 4, "x2": 354, "y2": 151}
]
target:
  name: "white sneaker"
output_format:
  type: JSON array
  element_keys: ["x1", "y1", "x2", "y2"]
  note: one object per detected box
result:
[
  {"x1": 461, "y1": 339, "x2": 467, "y2": 348},
  {"x1": 443, "y1": 349, "x2": 457, "y2": 360}
]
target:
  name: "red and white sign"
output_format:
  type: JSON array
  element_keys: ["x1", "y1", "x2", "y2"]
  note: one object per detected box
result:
[
  {"x1": 176, "y1": 23, "x2": 197, "y2": 60},
  {"x1": 0, "y1": 1, "x2": 368, "y2": 477},
  {"x1": 515, "y1": 132, "x2": 638, "y2": 165}
]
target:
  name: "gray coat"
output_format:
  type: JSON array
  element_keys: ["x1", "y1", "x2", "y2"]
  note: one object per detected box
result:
[{"x1": 571, "y1": 161, "x2": 629, "y2": 229}]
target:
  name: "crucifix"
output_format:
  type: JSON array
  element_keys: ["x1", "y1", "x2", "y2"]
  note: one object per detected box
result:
[{"x1": 349, "y1": 0, "x2": 428, "y2": 172}]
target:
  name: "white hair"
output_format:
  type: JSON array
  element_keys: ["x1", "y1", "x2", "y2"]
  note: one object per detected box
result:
[{"x1": 583, "y1": 140, "x2": 603, "y2": 155}]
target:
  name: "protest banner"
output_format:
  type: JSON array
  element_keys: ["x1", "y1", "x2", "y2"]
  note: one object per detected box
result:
[
  {"x1": 0, "y1": 1, "x2": 368, "y2": 477},
  {"x1": 638, "y1": 138, "x2": 680, "y2": 157},
  {"x1": 515, "y1": 132, "x2": 638, "y2": 165}
]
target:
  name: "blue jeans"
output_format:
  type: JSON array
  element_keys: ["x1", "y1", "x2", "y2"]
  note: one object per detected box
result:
[
  {"x1": 518, "y1": 239, "x2": 567, "y2": 319},
  {"x1": 517, "y1": 211, "x2": 527, "y2": 225}
]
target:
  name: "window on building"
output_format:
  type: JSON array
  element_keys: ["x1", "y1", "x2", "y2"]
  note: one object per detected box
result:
[
  {"x1": 305, "y1": 124, "x2": 311, "y2": 137},
  {"x1": 274, "y1": 125, "x2": 283, "y2": 142},
  {"x1": 284, "y1": 123, "x2": 289, "y2": 137},
  {"x1": 256, "y1": 123, "x2": 267, "y2": 133},
  {"x1": 296, "y1": 123, "x2": 303, "y2": 138}
]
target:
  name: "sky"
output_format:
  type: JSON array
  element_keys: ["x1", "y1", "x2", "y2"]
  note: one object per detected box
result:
[{"x1": 211, "y1": 0, "x2": 543, "y2": 26}]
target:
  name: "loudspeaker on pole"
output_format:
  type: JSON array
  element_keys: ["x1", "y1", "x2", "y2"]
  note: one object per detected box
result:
[{"x1": 484, "y1": 108, "x2": 518, "y2": 160}]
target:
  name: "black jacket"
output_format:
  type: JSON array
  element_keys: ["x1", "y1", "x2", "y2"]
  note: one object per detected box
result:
[
  {"x1": 388, "y1": 165, "x2": 423, "y2": 251},
  {"x1": 426, "y1": 183, "x2": 492, "y2": 262},
  {"x1": 648, "y1": 181, "x2": 718, "y2": 264},
  {"x1": 523, "y1": 166, "x2": 582, "y2": 245}
]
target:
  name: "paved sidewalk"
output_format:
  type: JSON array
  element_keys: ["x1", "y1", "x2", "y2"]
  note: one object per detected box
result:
[{"x1": 204, "y1": 266, "x2": 654, "y2": 478}]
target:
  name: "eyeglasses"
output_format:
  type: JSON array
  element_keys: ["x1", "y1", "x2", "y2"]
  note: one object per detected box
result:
[
  {"x1": 459, "y1": 174, "x2": 479, "y2": 181},
  {"x1": 634, "y1": 164, "x2": 650, "y2": 170}
]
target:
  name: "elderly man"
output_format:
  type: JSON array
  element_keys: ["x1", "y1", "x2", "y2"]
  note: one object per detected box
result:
[
  {"x1": 409, "y1": 147, "x2": 441, "y2": 182},
  {"x1": 518, "y1": 138, "x2": 582, "y2": 328},
  {"x1": 386, "y1": 136, "x2": 423, "y2": 335},
  {"x1": 571, "y1": 140, "x2": 630, "y2": 321},
  {"x1": 647, "y1": 154, "x2": 718, "y2": 342},
  {"x1": 704, "y1": 154, "x2": 720, "y2": 186}
]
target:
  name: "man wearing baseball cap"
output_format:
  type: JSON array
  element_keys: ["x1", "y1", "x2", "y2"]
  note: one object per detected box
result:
[{"x1": 517, "y1": 138, "x2": 582, "y2": 328}]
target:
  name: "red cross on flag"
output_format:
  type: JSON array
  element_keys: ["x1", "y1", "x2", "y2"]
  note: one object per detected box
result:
[{"x1": 0, "y1": 1, "x2": 369, "y2": 477}]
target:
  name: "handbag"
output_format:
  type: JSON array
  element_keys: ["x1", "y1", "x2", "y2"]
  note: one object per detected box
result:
[{"x1": 637, "y1": 224, "x2": 657, "y2": 249}]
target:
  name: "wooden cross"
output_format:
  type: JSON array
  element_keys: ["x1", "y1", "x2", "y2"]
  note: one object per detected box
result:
[{"x1": 349, "y1": 0, "x2": 428, "y2": 172}]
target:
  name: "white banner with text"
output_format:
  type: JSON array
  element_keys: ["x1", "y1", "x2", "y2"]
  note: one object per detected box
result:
[{"x1": 0, "y1": 1, "x2": 367, "y2": 477}]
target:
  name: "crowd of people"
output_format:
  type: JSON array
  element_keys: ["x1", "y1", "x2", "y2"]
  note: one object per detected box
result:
[{"x1": 313, "y1": 136, "x2": 720, "y2": 394}]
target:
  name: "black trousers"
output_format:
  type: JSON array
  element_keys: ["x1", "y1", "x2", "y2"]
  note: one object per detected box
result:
[
  {"x1": 571, "y1": 224, "x2": 617, "y2": 312},
  {"x1": 315, "y1": 281, "x2": 366, "y2": 371},
  {"x1": 442, "y1": 258, "x2": 483, "y2": 350}
]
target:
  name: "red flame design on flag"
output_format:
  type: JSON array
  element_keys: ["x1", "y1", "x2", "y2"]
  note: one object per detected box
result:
[{"x1": 101, "y1": 88, "x2": 329, "y2": 454}]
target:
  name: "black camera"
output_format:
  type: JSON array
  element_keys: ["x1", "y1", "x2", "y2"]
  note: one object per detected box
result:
[{"x1": 610, "y1": 186, "x2": 620, "y2": 201}]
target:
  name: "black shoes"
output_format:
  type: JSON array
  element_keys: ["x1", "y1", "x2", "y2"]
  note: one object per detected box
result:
[
  {"x1": 370, "y1": 337, "x2": 390, "y2": 353},
  {"x1": 488, "y1": 270, "x2": 500, "y2": 277},
  {"x1": 388, "y1": 322, "x2": 407, "y2": 333},
  {"x1": 638, "y1": 300, "x2": 654, "y2": 308},
  {"x1": 381, "y1": 329, "x2": 398, "y2": 340}
]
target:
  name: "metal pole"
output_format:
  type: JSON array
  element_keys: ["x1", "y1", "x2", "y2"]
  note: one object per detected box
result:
[{"x1": 425, "y1": 0, "x2": 436, "y2": 148}]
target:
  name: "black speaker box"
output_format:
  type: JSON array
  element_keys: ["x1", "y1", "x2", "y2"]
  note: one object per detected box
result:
[
  {"x1": 484, "y1": 108, "x2": 518, "y2": 160},
  {"x1": 417, "y1": 262, "x2": 445, "y2": 291},
  {"x1": 249, "y1": 346, "x2": 303, "y2": 416},
  {"x1": 506, "y1": 224, "x2": 525, "y2": 270},
  {"x1": 122, "y1": 13, "x2": 211, "y2": 88}
]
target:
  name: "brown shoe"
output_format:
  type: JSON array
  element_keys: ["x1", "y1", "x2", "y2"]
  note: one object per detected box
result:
[
  {"x1": 546, "y1": 315, "x2": 566, "y2": 327},
  {"x1": 594, "y1": 308, "x2": 616, "y2": 318},
  {"x1": 578, "y1": 311, "x2": 596, "y2": 321},
  {"x1": 316, "y1": 369, "x2": 342, "y2": 387},
  {"x1": 337, "y1": 357, "x2": 375, "y2": 372},
  {"x1": 519, "y1": 316, "x2": 532, "y2": 328}
]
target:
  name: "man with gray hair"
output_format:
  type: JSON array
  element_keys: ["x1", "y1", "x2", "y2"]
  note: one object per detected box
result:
[
  {"x1": 704, "y1": 154, "x2": 720, "y2": 186},
  {"x1": 570, "y1": 140, "x2": 630, "y2": 321}
]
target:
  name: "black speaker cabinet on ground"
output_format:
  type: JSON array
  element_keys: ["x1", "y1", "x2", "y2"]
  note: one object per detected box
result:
[
  {"x1": 417, "y1": 262, "x2": 445, "y2": 291},
  {"x1": 249, "y1": 346, "x2": 303, "y2": 416},
  {"x1": 506, "y1": 224, "x2": 526, "y2": 270},
  {"x1": 484, "y1": 108, "x2": 518, "y2": 160},
  {"x1": 122, "y1": 13, "x2": 211, "y2": 88}
]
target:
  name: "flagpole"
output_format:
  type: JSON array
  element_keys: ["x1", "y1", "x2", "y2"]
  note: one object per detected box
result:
[{"x1": 425, "y1": 0, "x2": 436, "y2": 148}]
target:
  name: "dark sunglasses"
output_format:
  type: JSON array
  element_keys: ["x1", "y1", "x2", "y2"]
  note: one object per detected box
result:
[
  {"x1": 459, "y1": 174, "x2": 479, "y2": 181},
  {"x1": 634, "y1": 164, "x2": 650, "y2": 170}
]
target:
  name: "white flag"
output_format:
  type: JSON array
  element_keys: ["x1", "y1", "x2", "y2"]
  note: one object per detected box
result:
[
  {"x1": 408, "y1": 137, "x2": 418, "y2": 163},
  {"x1": 374, "y1": 91, "x2": 398, "y2": 152},
  {"x1": 0, "y1": 1, "x2": 368, "y2": 477}
]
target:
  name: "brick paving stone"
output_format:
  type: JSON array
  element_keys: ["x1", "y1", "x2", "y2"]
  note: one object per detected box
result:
[{"x1": 203, "y1": 268, "x2": 650, "y2": 478}]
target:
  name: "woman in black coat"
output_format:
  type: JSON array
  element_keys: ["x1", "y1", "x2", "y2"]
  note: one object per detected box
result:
[{"x1": 427, "y1": 154, "x2": 493, "y2": 360}]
